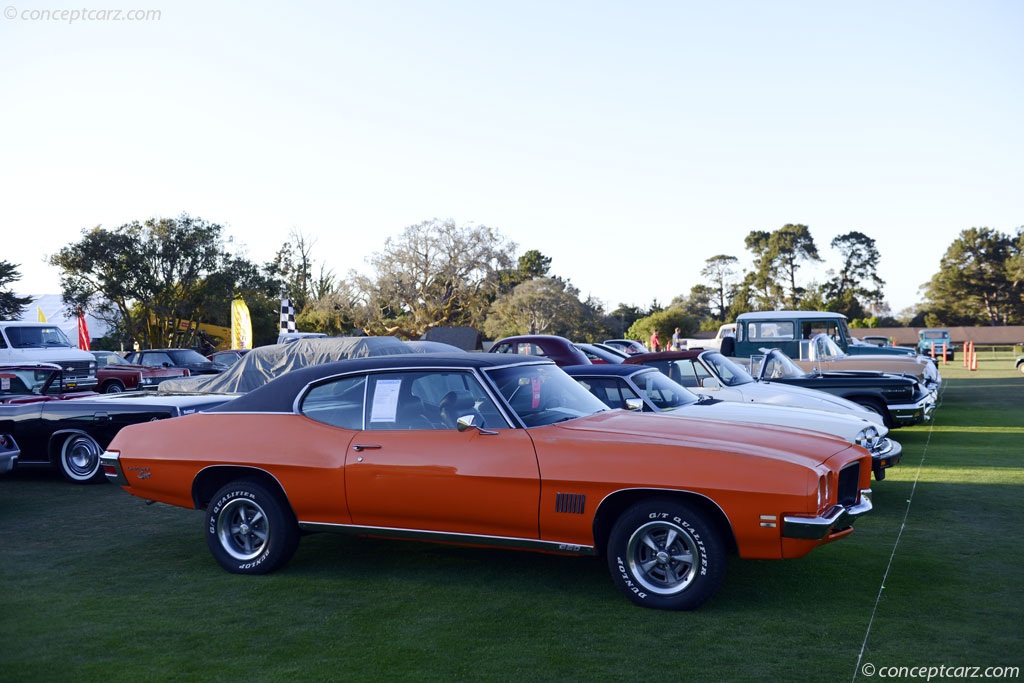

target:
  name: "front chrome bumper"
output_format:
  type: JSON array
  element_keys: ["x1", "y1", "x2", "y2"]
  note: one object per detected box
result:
[
  {"x1": 782, "y1": 489, "x2": 873, "y2": 540},
  {"x1": 889, "y1": 391, "x2": 937, "y2": 425},
  {"x1": 870, "y1": 438, "x2": 902, "y2": 479}
]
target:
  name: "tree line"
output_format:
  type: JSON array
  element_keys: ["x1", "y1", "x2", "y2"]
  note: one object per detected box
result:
[{"x1": 0, "y1": 215, "x2": 1020, "y2": 349}]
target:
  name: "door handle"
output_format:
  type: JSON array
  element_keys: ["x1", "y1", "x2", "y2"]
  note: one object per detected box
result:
[
  {"x1": 353, "y1": 444, "x2": 382, "y2": 452},
  {"x1": 93, "y1": 412, "x2": 110, "y2": 423}
]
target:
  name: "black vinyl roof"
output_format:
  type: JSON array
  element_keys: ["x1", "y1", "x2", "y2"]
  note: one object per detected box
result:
[{"x1": 207, "y1": 353, "x2": 549, "y2": 413}]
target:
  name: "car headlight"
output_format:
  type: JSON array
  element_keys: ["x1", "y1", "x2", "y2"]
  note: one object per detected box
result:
[{"x1": 856, "y1": 426, "x2": 879, "y2": 451}]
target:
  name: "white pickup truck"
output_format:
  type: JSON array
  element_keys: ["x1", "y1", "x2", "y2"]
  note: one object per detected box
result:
[
  {"x1": 0, "y1": 321, "x2": 98, "y2": 391},
  {"x1": 677, "y1": 323, "x2": 736, "y2": 351}
]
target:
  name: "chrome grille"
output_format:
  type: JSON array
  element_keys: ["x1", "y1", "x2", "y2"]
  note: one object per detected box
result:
[{"x1": 61, "y1": 361, "x2": 93, "y2": 379}]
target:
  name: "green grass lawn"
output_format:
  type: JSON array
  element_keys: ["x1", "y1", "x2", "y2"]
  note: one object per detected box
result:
[{"x1": 2, "y1": 360, "x2": 1022, "y2": 682}]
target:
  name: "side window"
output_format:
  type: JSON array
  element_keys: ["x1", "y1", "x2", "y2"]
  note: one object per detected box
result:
[
  {"x1": 691, "y1": 361, "x2": 713, "y2": 385},
  {"x1": 365, "y1": 371, "x2": 510, "y2": 431},
  {"x1": 802, "y1": 321, "x2": 839, "y2": 341},
  {"x1": 575, "y1": 377, "x2": 639, "y2": 410},
  {"x1": 653, "y1": 360, "x2": 699, "y2": 387},
  {"x1": 0, "y1": 331, "x2": 7, "y2": 349},
  {"x1": 144, "y1": 352, "x2": 174, "y2": 366},
  {"x1": 300, "y1": 375, "x2": 366, "y2": 430},
  {"x1": 492, "y1": 343, "x2": 514, "y2": 354},
  {"x1": 749, "y1": 322, "x2": 795, "y2": 341},
  {"x1": 516, "y1": 342, "x2": 546, "y2": 357}
]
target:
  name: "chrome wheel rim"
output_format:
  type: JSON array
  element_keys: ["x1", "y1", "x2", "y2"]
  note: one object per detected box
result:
[
  {"x1": 217, "y1": 498, "x2": 269, "y2": 561},
  {"x1": 62, "y1": 436, "x2": 101, "y2": 480},
  {"x1": 105, "y1": 383, "x2": 123, "y2": 393},
  {"x1": 626, "y1": 520, "x2": 699, "y2": 595}
]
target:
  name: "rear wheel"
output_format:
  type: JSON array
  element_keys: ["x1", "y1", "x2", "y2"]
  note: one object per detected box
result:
[
  {"x1": 206, "y1": 481, "x2": 299, "y2": 574},
  {"x1": 607, "y1": 499, "x2": 725, "y2": 610},
  {"x1": 58, "y1": 433, "x2": 105, "y2": 483},
  {"x1": 102, "y1": 381, "x2": 125, "y2": 393}
]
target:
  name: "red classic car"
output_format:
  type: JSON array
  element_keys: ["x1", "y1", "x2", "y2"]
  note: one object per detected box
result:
[
  {"x1": 92, "y1": 351, "x2": 189, "y2": 392},
  {"x1": 104, "y1": 354, "x2": 873, "y2": 610},
  {"x1": 489, "y1": 335, "x2": 591, "y2": 366}
]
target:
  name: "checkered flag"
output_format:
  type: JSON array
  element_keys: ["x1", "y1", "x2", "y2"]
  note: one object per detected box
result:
[{"x1": 280, "y1": 287, "x2": 296, "y2": 334}]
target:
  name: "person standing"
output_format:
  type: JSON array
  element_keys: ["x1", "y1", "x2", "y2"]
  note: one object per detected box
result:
[
  {"x1": 671, "y1": 327, "x2": 682, "y2": 351},
  {"x1": 650, "y1": 329, "x2": 661, "y2": 352}
]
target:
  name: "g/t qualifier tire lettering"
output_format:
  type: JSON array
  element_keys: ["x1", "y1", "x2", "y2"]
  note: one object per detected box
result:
[
  {"x1": 205, "y1": 481, "x2": 299, "y2": 575},
  {"x1": 607, "y1": 499, "x2": 725, "y2": 610}
]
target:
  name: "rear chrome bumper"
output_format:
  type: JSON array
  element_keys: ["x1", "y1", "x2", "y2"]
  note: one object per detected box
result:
[{"x1": 782, "y1": 489, "x2": 873, "y2": 540}]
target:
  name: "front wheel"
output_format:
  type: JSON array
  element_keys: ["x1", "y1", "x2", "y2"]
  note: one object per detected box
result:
[
  {"x1": 206, "y1": 481, "x2": 299, "y2": 574},
  {"x1": 102, "y1": 381, "x2": 125, "y2": 393},
  {"x1": 854, "y1": 398, "x2": 892, "y2": 429},
  {"x1": 58, "y1": 433, "x2": 105, "y2": 483},
  {"x1": 607, "y1": 500, "x2": 725, "y2": 610}
]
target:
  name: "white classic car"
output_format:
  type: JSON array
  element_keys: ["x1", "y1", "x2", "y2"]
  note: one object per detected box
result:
[{"x1": 565, "y1": 364, "x2": 901, "y2": 479}]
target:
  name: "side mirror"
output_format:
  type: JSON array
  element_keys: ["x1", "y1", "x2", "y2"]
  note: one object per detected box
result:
[
  {"x1": 701, "y1": 378, "x2": 721, "y2": 390},
  {"x1": 624, "y1": 398, "x2": 644, "y2": 411},
  {"x1": 457, "y1": 414, "x2": 498, "y2": 435}
]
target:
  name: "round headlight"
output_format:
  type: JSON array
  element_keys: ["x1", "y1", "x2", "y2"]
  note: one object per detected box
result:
[{"x1": 856, "y1": 426, "x2": 879, "y2": 450}]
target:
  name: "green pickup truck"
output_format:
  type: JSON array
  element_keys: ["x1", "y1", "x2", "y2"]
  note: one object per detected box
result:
[{"x1": 731, "y1": 311, "x2": 918, "y2": 359}]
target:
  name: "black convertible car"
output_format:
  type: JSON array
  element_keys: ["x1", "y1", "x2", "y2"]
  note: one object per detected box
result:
[
  {"x1": 750, "y1": 349, "x2": 935, "y2": 428},
  {"x1": 0, "y1": 362, "x2": 235, "y2": 483}
]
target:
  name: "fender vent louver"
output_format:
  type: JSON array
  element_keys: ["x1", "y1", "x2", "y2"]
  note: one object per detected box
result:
[{"x1": 555, "y1": 493, "x2": 586, "y2": 515}]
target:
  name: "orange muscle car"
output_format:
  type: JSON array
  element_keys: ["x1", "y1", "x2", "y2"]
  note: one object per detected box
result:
[{"x1": 103, "y1": 354, "x2": 873, "y2": 610}]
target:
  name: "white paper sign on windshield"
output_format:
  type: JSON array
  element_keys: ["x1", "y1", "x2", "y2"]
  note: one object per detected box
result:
[{"x1": 370, "y1": 379, "x2": 401, "y2": 422}]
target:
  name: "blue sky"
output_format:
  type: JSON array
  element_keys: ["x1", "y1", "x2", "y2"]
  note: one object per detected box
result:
[{"x1": 2, "y1": 0, "x2": 1021, "y2": 317}]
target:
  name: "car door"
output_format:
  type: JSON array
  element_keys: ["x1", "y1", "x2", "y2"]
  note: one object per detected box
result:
[{"x1": 343, "y1": 369, "x2": 541, "y2": 539}]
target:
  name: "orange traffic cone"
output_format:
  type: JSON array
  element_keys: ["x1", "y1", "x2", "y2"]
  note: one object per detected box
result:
[
  {"x1": 942, "y1": 342, "x2": 947, "y2": 365},
  {"x1": 970, "y1": 344, "x2": 978, "y2": 371},
  {"x1": 930, "y1": 340, "x2": 935, "y2": 358}
]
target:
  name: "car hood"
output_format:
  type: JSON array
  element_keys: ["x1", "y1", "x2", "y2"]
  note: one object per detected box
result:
[
  {"x1": 11, "y1": 347, "x2": 94, "y2": 361},
  {"x1": 733, "y1": 381, "x2": 885, "y2": 426},
  {"x1": 557, "y1": 410, "x2": 851, "y2": 469},
  {"x1": 667, "y1": 400, "x2": 885, "y2": 443}
]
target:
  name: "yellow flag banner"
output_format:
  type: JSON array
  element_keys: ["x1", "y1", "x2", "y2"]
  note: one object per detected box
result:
[
  {"x1": 231, "y1": 298, "x2": 253, "y2": 350},
  {"x1": 37, "y1": 306, "x2": 47, "y2": 322}
]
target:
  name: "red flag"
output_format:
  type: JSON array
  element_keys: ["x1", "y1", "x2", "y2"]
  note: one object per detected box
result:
[{"x1": 77, "y1": 311, "x2": 90, "y2": 351}]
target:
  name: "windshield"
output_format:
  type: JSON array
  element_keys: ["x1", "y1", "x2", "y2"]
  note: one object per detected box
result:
[
  {"x1": 93, "y1": 352, "x2": 128, "y2": 367},
  {"x1": 817, "y1": 335, "x2": 846, "y2": 359},
  {"x1": 701, "y1": 352, "x2": 753, "y2": 386},
  {"x1": 757, "y1": 350, "x2": 807, "y2": 380},
  {"x1": 3, "y1": 326, "x2": 73, "y2": 348},
  {"x1": 921, "y1": 331, "x2": 948, "y2": 339},
  {"x1": 168, "y1": 349, "x2": 210, "y2": 364},
  {"x1": 629, "y1": 369, "x2": 698, "y2": 410},
  {"x1": 486, "y1": 363, "x2": 609, "y2": 427}
]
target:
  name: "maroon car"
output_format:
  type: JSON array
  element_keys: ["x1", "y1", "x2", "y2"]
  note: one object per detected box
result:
[
  {"x1": 91, "y1": 351, "x2": 188, "y2": 393},
  {"x1": 488, "y1": 335, "x2": 591, "y2": 366}
]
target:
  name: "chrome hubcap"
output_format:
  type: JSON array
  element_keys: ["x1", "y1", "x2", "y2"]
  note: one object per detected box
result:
[
  {"x1": 63, "y1": 437, "x2": 100, "y2": 479},
  {"x1": 626, "y1": 520, "x2": 699, "y2": 596},
  {"x1": 217, "y1": 499, "x2": 269, "y2": 561}
]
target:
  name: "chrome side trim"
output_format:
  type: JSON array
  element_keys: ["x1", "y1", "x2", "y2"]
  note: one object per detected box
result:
[
  {"x1": 296, "y1": 521, "x2": 596, "y2": 556},
  {"x1": 782, "y1": 488, "x2": 873, "y2": 540},
  {"x1": 100, "y1": 450, "x2": 129, "y2": 486}
]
